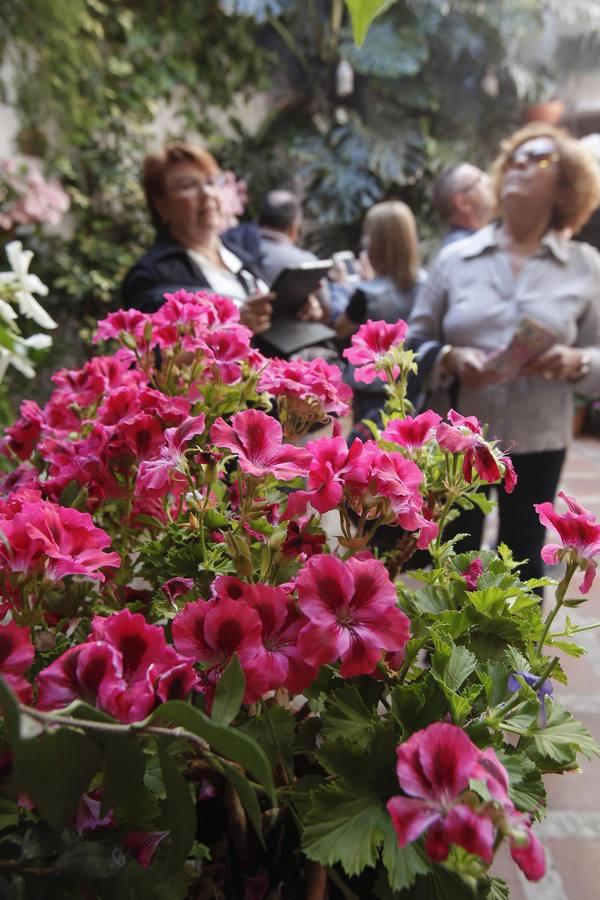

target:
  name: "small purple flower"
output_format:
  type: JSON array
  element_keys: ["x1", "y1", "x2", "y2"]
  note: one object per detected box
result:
[{"x1": 508, "y1": 671, "x2": 553, "y2": 727}]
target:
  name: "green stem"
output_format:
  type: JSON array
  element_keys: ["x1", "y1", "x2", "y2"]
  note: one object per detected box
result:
[
  {"x1": 18, "y1": 705, "x2": 210, "y2": 752},
  {"x1": 267, "y1": 15, "x2": 313, "y2": 80},
  {"x1": 536, "y1": 559, "x2": 577, "y2": 654}
]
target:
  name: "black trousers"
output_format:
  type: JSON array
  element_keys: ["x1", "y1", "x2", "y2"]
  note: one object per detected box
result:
[{"x1": 443, "y1": 449, "x2": 567, "y2": 584}]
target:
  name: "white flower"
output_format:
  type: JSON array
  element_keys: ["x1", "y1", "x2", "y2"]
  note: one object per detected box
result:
[{"x1": 0, "y1": 240, "x2": 56, "y2": 330}]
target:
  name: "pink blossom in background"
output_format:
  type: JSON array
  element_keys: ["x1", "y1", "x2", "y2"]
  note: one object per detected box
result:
[
  {"x1": 0, "y1": 159, "x2": 69, "y2": 231},
  {"x1": 0, "y1": 619, "x2": 34, "y2": 702},
  {"x1": 74, "y1": 790, "x2": 116, "y2": 834},
  {"x1": 0, "y1": 500, "x2": 120, "y2": 582},
  {"x1": 123, "y1": 831, "x2": 168, "y2": 869},
  {"x1": 296, "y1": 554, "x2": 410, "y2": 677},
  {"x1": 217, "y1": 171, "x2": 248, "y2": 230},
  {"x1": 535, "y1": 491, "x2": 600, "y2": 593},
  {"x1": 343, "y1": 319, "x2": 408, "y2": 383},
  {"x1": 211, "y1": 409, "x2": 311, "y2": 481},
  {"x1": 257, "y1": 357, "x2": 352, "y2": 418},
  {"x1": 381, "y1": 411, "x2": 442, "y2": 451}
]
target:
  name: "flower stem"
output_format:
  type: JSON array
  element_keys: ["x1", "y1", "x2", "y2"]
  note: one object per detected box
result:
[{"x1": 536, "y1": 559, "x2": 577, "y2": 654}]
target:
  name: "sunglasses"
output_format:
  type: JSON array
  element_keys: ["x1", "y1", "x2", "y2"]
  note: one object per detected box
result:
[{"x1": 506, "y1": 149, "x2": 560, "y2": 170}]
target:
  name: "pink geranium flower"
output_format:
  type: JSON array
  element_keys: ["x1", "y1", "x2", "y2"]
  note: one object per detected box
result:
[
  {"x1": 284, "y1": 436, "x2": 370, "y2": 519},
  {"x1": 243, "y1": 584, "x2": 317, "y2": 697},
  {"x1": 211, "y1": 409, "x2": 311, "y2": 481},
  {"x1": 535, "y1": 491, "x2": 600, "y2": 593},
  {"x1": 37, "y1": 642, "x2": 124, "y2": 711},
  {"x1": 436, "y1": 410, "x2": 515, "y2": 492},
  {"x1": 0, "y1": 500, "x2": 120, "y2": 582},
  {"x1": 381, "y1": 411, "x2": 442, "y2": 451},
  {"x1": 343, "y1": 319, "x2": 408, "y2": 383},
  {"x1": 296, "y1": 555, "x2": 410, "y2": 677},
  {"x1": 172, "y1": 597, "x2": 265, "y2": 702},
  {"x1": 136, "y1": 414, "x2": 206, "y2": 495},
  {"x1": 257, "y1": 357, "x2": 352, "y2": 418},
  {"x1": 387, "y1": 723, "x2": 494, "y2": 863},
  {"x1": 123, "y1": 830, "x2": 168, "y2": 869}
]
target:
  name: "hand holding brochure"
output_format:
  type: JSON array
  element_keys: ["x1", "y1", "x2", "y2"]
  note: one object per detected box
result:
[{"x1": 482, "y1": 316, "x2": 557, "y2": 379}]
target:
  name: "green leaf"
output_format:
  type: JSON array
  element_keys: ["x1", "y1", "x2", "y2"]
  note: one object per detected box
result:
[
  {"x1": 486, "y1": 878, "x2": 510, "y2": 900},
  {"x1": 16, "y1": 729, "x2": 102, "y2": 831},
  {"x1": 432, "y1": 644, "x2": 478, "y2": 692},
  {"x1": 151, "y1": 701, "x2": 274, "y2": 799},
  {"x1": 341, "y1": 21, "x2": 428, "y2": 78},
  {"x1": 390, "y1": 679, "x2": 447, "y2": 734},
  {"x1": 219, "y1": 760, "x2": 265, "y2": 848},
  {"x1": 302, "y1": 778, "x2": 386, "y2": 876},
  {"x1": 241, "y1": 704, "x2": 295, "y2": 772},
  {"x1": 321, "y1": 683, "x2": 377, "y2": 747},
  {"x1": 156, "y1": 741, "x2": 197, "y2": 878},
  {"x1": 101, "y1": 732, "x2": 147, "y2": 814},
  {"x1": 498, "y1": 751, "x2": 546, "y2": 816},
  {"x1": 523, "y1": 703, "x2": 600, "y2": 764},
  {"x1": 380, "y1": 817, "x2": 428, "y2": 891},
  {"x1": 344, "y1": 0, "x2": 394, "y2": 46},
  {"x1": 211, "y1": 653, "x2": 245, "y2": 726}
]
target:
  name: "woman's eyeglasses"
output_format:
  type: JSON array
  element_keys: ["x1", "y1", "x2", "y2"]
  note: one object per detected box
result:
[
  {"x1": 166, "y1": 174, "x2": 227, "y2": 196},
  {"x1": 506, "y1": 149, "x2": 560, "y2": 170}
]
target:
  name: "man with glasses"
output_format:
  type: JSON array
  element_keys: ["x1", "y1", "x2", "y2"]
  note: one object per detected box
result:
[{"x1": 433, "y1": 162, "x2": 495, "y2": 249}]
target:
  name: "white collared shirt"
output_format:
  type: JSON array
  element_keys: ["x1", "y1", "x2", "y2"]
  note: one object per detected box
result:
[{"x1": 409, "y1": 223, "x2": 600, "y2": 453}]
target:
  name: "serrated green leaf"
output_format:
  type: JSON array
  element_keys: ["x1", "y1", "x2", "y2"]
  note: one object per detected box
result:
[
  {"x1": 156, "y1": 741, "x2": 196, "y2": 879},
  {"x1": 211, "y1": 653, "x2": 245, "y2": 726},
  {"x1": 546, "y1": 638, "x2": 586, "y2": 657},
  {"x1": 150, "y1": 700, "x2": 274, "y2": 799},
  {"x1": 523, "y1": 703, "x2": 600, "y2": 764},
  {"x1": 391, "y1": 678, "x2": 447, "y2": 734},
  {"x1": 321, "y1": 683, "x2": 377, "y2": 746},
  {"x1": 302, "y1": 778, "x2": 386, "y2": 875},
  {"x1": 380, "y1": 816, "x2": 428, "y2": 891},
  {"x1": 432, "y1": 644, "x2": 478, "y2": 692},
  {"x1": 497, "y1": 750, "x2": 546, "y2": 816}
]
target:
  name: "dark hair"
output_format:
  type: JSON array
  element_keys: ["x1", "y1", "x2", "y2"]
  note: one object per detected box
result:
[
  {"x1": 142, "y1": 142, "x2": 220, "y2": 229},
  {"x1": 491, "y1": 123, "x2": 600, "y2": 234},
  {"x1": 258, "y1": 190, "x2": 302, "y2": 232},
  {"x1": 432, "y1": 163, "x2": 470, "y2": 223}
]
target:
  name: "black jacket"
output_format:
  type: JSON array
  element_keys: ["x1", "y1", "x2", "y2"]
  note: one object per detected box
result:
[{"x1": 121, "y1": 232, "x2": 265, "y2": 312}]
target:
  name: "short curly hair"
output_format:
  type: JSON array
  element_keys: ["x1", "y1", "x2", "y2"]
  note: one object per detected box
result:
[{"x1": 490, "y1": 123, "x2": 600, "y2": 234}]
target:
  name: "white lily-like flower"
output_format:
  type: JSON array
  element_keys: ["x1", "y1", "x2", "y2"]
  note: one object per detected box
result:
[
  {"x1": 0, "y1": 241, "x2": 57, "y2": 330},
  {"x1": 0, "y1": 297, "x2": 17, "y2": 324}
]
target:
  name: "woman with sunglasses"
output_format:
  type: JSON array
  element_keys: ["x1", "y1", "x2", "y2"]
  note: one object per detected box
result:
[
  {"x1": 408, "y1": 123, "x2": 600, "y2": 584},
  {"x1": 122, "y1": 143, "x2": 273, "y2": 334}
]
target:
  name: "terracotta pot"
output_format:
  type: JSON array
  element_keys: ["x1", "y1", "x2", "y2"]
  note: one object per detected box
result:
[{"x1": 523, "y1": 100, "x2": 565, "y2": 125}]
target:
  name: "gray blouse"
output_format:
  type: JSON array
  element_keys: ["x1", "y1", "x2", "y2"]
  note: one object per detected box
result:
[{"x1": 408, "y1": 224, "x2": 600, "y2": 454}]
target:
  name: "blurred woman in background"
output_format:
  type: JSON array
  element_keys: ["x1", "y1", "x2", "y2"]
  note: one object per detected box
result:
[
  {"x1": 409, "y1": 123, "x2": 600, "y2": 583},
  {"x1": 336, "y1": 200, "x2": 425, "y2": 419}
]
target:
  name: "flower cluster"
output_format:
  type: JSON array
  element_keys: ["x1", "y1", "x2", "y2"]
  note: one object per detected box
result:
[
  {"x1": 387, "y1": 723, "x2": 545, "y2": 881},
  {"x1": 0, "y1": 158, "x2": 69, "y2": 232},
  {"x1": 0, "y1": 309, "x2": 594, "y2": 898},
  {"x1": 37, "y1": 609, "x2": 198, "y2": 723},
  {"x1": 536, "y1": 491, "x2": 600, "y2": 593}
]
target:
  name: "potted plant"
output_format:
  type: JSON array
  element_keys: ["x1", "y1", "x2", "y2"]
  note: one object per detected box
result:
[{"x1": 0, "y1": 294, "x2": 597, "y2": 898}]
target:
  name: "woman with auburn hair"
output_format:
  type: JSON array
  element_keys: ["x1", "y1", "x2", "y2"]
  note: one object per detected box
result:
[
  {"x1": 121, "y1": 142, "x2": 273, "y2": 334},
  {"x1": 336, "y1": 201, "x2": 425, "y2": 417},
  {"x1": 409, "y1": 123, "x2": 600, "y2": 586}
]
